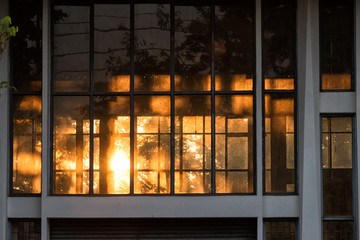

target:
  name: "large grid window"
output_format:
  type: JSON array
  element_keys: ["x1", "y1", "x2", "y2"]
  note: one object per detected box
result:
[
  {"x1": 320, "y1": 0, "x2": 354, "y2": 91},
  {"x1": 52, "y1": 0, "x2": 255, "y2": 195},
  {"x1": 321, "y1": 116, "x2": 354, "y2": 239},
  {"x1": 263, "y1": 0, "x2": 296, "y2": 194},
  {"x1": 11, "y1": 0, "x2": 43, "y2": 194}
]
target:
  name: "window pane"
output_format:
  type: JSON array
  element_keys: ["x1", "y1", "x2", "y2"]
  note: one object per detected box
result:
[
  {"x1": 13, "y1": 96, "x2": 42, "y2": 194},
  {"x1": 265, "y1": 221, "x2": 296, "y2": 240},
  {"x1": 175, "y1": 95, "x2": 211, "y2": 193},
  {"x1": 135, "y1": 96, "x2": 170, "y2": 194},
  {"x1": 12, "y1": 0, "x2": 42, "y2": 92},
  {"x1": 263, "y1": 0, "x2": 295, "y2": 90},
  {"x1": 320, "y1": 0, "x2": 353, "y2": 90},
  {"x1": 53, "y1": 96, "x2": 90, "y2": 194},
  {"x1": 134, "y1": 4, "x2": 170, "y2": 92},
  {"x1": 323, "y1": 221, "x2": 353, "y2": 240},
  {"x1": 264, "y1": 94, "x2": 295, "y2": 193},
  {"x1": 215, "y1": 95, "x2": 253, "y2": 193},
  {"x1": 322, "y1": 116, "x2": 353, "y2": 217},
  {"x1": 214, "y1": 2, "x2": 254, "y2": 91},
  {"x1": 175, "y1": 6, "x2": 211, "y2": 91},
  {"x1": 94, "y1": 4, "x2": 130, "y2": 92},
  {"x1": 53, "y1": 5, "x2": 90, "y2": 92},
  {"x1": 11, "y1": 221, "x2": 41, "y2": 240},
  {"x1": 94, "y1": 96, "x2": 130, "y2": 194}
]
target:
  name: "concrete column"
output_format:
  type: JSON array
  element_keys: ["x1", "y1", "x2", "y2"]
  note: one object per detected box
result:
[
  {"x1": 255, "y1": 0, "x2": 263, "y2": 238},
  {"x1": 297, "y1": 0, "x2": 322, "y2": 239},
  {"x1": 41, "y1": 0, "x2": 50, "y2": 238},
  {"x1": 0, "y1": 0, "x2": 10, "y2": 239}
]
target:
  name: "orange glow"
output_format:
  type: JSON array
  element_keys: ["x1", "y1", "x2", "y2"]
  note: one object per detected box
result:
[
  {"x1": 215, "y1": 74, "x2": 253, "y2": 91},
  {"x1": 322, "y1": 73, "x2": 351, "y2": 90},
  {"x1": 134, "y1": 75, "x2": 170, "y2": 91},
  {"x1": 108, "y1": 75, "x2": 130, "y2": 92},
  {"x1": 265, "y1": 78, "x2": 294, "y2": 90},
  {"x1": 19, "y1": 96, "x2": 42, "y2": 113}
]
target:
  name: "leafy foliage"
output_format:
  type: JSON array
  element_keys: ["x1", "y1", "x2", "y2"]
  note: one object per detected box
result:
[{"x1": 0, "y1": 16, "x2": 18, "y2": 56}]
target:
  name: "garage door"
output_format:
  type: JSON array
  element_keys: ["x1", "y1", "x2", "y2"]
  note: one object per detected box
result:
[{"x1": 50, "y1": 218, "x2": 257, "y2": 239}]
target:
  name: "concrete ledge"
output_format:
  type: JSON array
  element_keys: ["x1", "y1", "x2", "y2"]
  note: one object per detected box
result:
[
  {"x1": 263, "y1": 195, "x2": 299, "y2": 218},
  {"x1": 8, "y1": 197, "x2": 41, "y2": 218},
  {"x1": 320, "y1": 92, "x2": 356, "y2": 113}
]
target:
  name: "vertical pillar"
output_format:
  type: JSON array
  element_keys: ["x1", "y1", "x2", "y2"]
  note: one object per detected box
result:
[
  {"x1": 256, "y1": 0, "x2": 263, "y2": 238},
  {"x1": 298, "y1": 0, "x2": 322, "y2": 239},
  {"x1": 0, "y1": 0, "x2": 10, "y2": 239},
  {"x1": 355, "y1": 0, "x2": 360, "y2": 237},
  {"x1": 41, "y1": 0, "x2": 50, "y2": 238}
]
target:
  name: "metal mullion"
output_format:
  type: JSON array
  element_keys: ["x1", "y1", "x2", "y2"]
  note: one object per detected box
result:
[
  {"x1": 130, "y1": 1, "x2": 135, "y2": 195},
  {"x1": 170, "y1": 0, "x2": 175, "y2": 194},
  {"x1": 225, "y1": 117, "x2": 228, "y2": 192},
  {"x1": 89, "y1": 0, "x2": 95, "y2": 195},
  {"x1": 157, "y1": 116, "x2": 161, "y2": 194},
  {"x1": 210, "y1": 1, "x2": 215, "y2": 195}
]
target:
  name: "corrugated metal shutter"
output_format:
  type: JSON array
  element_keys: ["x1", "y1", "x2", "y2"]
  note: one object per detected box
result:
[{"x1": 50, "y1": 218, "x2": 257, "y2": 239}]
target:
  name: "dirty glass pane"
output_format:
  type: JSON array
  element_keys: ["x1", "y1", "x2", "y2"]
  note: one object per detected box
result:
[
  {"x1": 215, "y1": 95, "x2": 253, "y2": 193},
  {"x1": 265, "y1": 221, "x2": 296, "y2": 240},
  {"x1": 264, "y1": 94, "x2": 295, "y2": 193},
  {"x1": 321, "y1": 0, "x2": 353, "y2": 90},
  {"x1": 13, "y1": 96, "x2": 42, "y2": 194},
  {"x1": 94, "y1": 96, "x2": 130, "y2": 194},
  {"x1": 175, "y1": 6, "x2": 211, "y2": 91},
  {"x1": 175, "y1": 95, "x2": 211, "y2": 193},
  {"x1": 135, "y1": 96, "x2": 170, "y2": 194},
  {"x1": 322, "y1": 116, "x2": 353, "y2": 217},
  {"x1": 12, "y1": 0, "x2": 42, "y2": 92},
  {"x1": 94, "y1": 4, "x2": 130, "y2": 92},
  {"x1": 214, "y1": 2, "x2": 254, "y2": 91},
  {"x1": 323, "y1": 221, "x2": 353, "y2": 240},
  {"x1": 134, "y1": 4, "x2": 170, "y2": 92},
  {"x1": 11, "y1": 221, "x2": 41, "y2": 240},
  {"x1": 53, "y1": 5, "x2": 90, "y2": 92},
  {"x1": 263, "y1": 0, "x2": 295, "y2": 90},
  {"x1": 53, "y1": 96, "x2": 89, "y2": 194}
]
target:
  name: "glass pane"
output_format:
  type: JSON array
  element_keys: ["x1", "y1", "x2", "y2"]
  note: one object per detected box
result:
[
  {"x1": 12, "y1": 0, "x2": 42, "y2": 92},
  {"x1": 264, "y1": 94, "x2": 295, "y2": 193},
  {"x1": 135, "y1": 96, "x2": 170, "y2": 194},
  {"x1": 215, "y1": 95, "x2": 253, "y2": 193},
  {"x1": 53, "y1": 96, "x2": 89, "y2": 194},
  {"x1": 134, "y1": 4, "x2": 170, "y2": 92},
  {"x1": 215, "y1": 3, "x2": 254, "y2": 91},
  {"x1": 175, "y1": 95, "x2": 211, "y2": 193},
  {"x1": 321, "y1": 0, "x2": 353, "y2": 90},
  {"x1": 53, "y1": 5, "x2": 90, "y2": 92},
  {"x1": 263, "y1": 0, "x2": 295, "y2": 90},
  {"x1": 94, "y1": 4, "x2": 130, "y2": 92},
  {"x1": 11, "y1": 221, "x2": 41, "y2": 240},
  {"x1": 94, "y1": 96, "x2": 130, "y2": 194},
  {"x1": 323, "y1": 221, "x2": 353, "y2": 240},
  {"x1": 13, "y1": 96, "x2": 42, "y2": 194},
  {"x1": 322, "y1": 116, "x2": 353, "y2": 217},
  {"x1": 265, "y1": 221, "x2": 296, "y2": 240},
  {"x1": 175, "y1": 6, "x2": 211, "y2": 91}
]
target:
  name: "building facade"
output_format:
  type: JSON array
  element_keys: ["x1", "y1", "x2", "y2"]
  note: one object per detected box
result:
[{"x1": 0, "y1": 0, "x2": 359, "y2": 239}]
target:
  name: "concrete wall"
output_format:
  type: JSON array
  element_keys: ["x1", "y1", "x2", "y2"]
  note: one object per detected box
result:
[{"x1": 0, "y1": 0, "x2": 358, "y2": 239}]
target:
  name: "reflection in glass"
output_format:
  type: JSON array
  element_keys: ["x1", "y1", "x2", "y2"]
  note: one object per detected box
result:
[
  {"x1": 215, "y1": 95, "x2": 253, "y2": 193},
  {"x1": 13, "y1": 96, "x2": 42, "y2": 194},
  {"x1": 265, "y1": 221, "x2": 296, "y2": 240},
  {"x1": 135, "y1": 4, "x2": 170, "y2": 92},
  {"x1": 175, "y1": 96, "x2": 211, "y2": 193},
  {"x1": 94, "y1": 4, "x2": 130, "y2": 92},
  {"x1": 94, "y1": 96, "x2": 130, "y2": 194},
  {"x1": 320, "y1": 0, "x2": 353, "y2": 90},
  {"x1": 12, "y1": 0, "x2": 42, "y2": 92},
  {"x1": 175, "y1": 6, "x2": 211, "y2": 91},
  {"x1": 135, "y1": 96, "x2": 170, "y2": 194},
  {"x1": 53, "y1": 97, "x2": 90, "y2": 194},
  {"x1": 53, "y1": 5, "x2": 90, "y2": 92},
  {"x1": 215, "y1": 3, "x2": 254, "y2": 91},
  {"x1": 265, "y1": 94, "x2": 295, "y2": 193},
  {"x1": 322, "y1": 117, "x2": 353, "y2": 217},
  {"x1": 323, "y1": 221, "x2": 353, "y2": 240},
  {"x1": 11, "y1": 221, "x2": 41, "y2": 240},
  {"x1": 263, "y1": 0, "x2": 295, "y2": 90}
]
